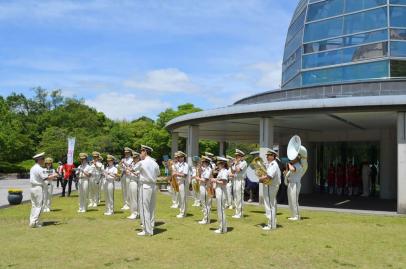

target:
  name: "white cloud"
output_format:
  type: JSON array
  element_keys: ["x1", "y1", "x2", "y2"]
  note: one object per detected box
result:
[
  {"x1": 85, "y1": 92, "x2": 170, "y2": 120},
  {"x1": 249, "y1": 61, "x2": 282, "y2": 90},
  {"x1": 124, "y1": 68, "x2": 198, "y2": 93}
]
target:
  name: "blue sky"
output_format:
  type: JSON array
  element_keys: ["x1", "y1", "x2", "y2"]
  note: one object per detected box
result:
[{"x1": 0, "y1": 0, "x2": 297, "y2": 120}]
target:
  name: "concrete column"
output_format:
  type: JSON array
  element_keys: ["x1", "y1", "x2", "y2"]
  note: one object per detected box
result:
[
  {"x1": 258, "y1": 118, "x2": 274, "y2": 204},
  {"x1": 171, "y1": 132, "x2": 179, "y2": 158},
  {"x1": 186, "y1": 125, "x2": 199, "y2": 167},
  {"x1": 398, "y1": 112, "x2": 406, "y2": 214},
  {"x1": 300, "y1": 142, "x2": 315, "y2": 194},
  {"x1": 380, "y1": 130, "x2": 396, "y2": 200},
  {"x1": 219, "y1": 141, "x2": 226, "y2": 157}
]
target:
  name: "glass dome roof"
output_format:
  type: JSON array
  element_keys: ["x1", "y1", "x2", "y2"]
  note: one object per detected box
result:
[{"x1": 281, "y1": 0, "x2": 406, "y2": 90}]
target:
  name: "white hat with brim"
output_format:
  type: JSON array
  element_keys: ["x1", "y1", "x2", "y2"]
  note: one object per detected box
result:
[
  {"x1": 33, "y1": 152, "x2": 45, "y2": 160},
  {"x1": 106, "y1": 155, "x2": 114, "y2": 161},
  {"x1": 201, "y1": 156, "x2": 212, "y2": 162},
  {"x1": 249, "y1": 150, "x2": 260, "y2": 155},
  {"x1": 235, "y1": 149, "x2": 245, "y2": 156},
  {"x1": 266, "y1": 149, "x2": 279, "y2": 156},
  {"x1": 204, "y1": 152, "x2": 214, "y2": 157},
  {"x1": 124, "y1": 147, "x2": 132, "y2": 152},
  {"x1": 226, "y1": 155, "x2": 234, "y2": 160},
  {"x1": 177, "y1": 151, "x2": 187, "y2": 158},
  {"x1": 140, "y1": 145, "x2": 153, "y2": 152},
  {"x1": 216, "y1": 156, "x2": 228, "y2": 163}
]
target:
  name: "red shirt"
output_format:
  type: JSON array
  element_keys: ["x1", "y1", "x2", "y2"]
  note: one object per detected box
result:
[{"x1": 63, "y1": 164, "x2": 75, "y2": 179}]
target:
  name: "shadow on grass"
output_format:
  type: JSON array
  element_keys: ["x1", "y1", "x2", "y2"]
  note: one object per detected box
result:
[
  {"x1": 51, "y1": 209, "x2": 62, "y2": 212},
  {"x1": 250, "y1": 210, "x2": 283, "y2": 216},
  {"x1": 42, "y1": 220, "x2": 63, "y2": 226},
  {"x1": 68, "y1": 194, "x2": 79, "y2": 197},
  {"x1": 255, "y1": 223, "x2": 284, "y2": 229},
  {"x1": 154, "y1": 228, "x2": 167, "y2": 235},
  {"x1": 209, "y1": 227, "x2": 234, "y2": 232},
  {"x1": 155, "y1": 221, "x2": 165, "y2": 227},
  {"x1": 86, "y1": 209, "x2": 98, "y2": 212}
]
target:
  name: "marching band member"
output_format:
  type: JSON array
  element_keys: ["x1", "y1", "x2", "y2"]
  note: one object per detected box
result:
[
  {"x1": 127, "y1": 151, "x2": 141, "y2": 220},
  {"x1": 231, "y1": 149, "x2": 247, "y2": 219},
  {"x1": 29, "y1": 152, "x2": 57, "y2": 228},
  {"x1": 225, "y1": 155, "x2": 234, "y2": 209},
  {"x1": 98, "y1": 155, "x2": 105, "y2": 204},
  {"x1": 136, "y1": 145, "x2": 160, "y2": 236},
  {"x1": 205, "y1": 152, "x2": 216, "y2": 171},
  {"x1": 89, "y1": 151, "x2": 103, "y2": 207},
  {"x1": 120, "y1": 147, "x2": 133, "y2": 210},
  {"x1": 76, "y1": 153, "x2": 92, "y2": 213},
  {"x1": 42, "y1": 157, "x2": 55, "y2": 212},
  {"x1": 169, "y1": 152, "x2": 180, "y2": 209},
  {"x1": 286, "y1": 156, "x2": 306, "y2": 221},
  {"x1": 259, "y1": 149, "x2": 281, "y2": 230},
  {"x1": 173, "y1": 151, "x2": 189, "y2": 218},
  {"x1": 104, "y1": 155, "x2": 117, "y2": 216},
  {"x1": 197, "y1": 156, "x2": 212, "y2": 224},
  {"x1": 191, "y1": 156, "x2": 201, "y2": 207},
  {"x1": 211, "y1": 157, "x2": 229, "y2": 234}
]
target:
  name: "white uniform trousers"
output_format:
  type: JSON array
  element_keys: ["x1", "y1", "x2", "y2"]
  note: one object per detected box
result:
[
  {"x1": 168, "y1": 184, "x2": 180, "y2": 207},
  {"x1": 121, "y1": 175, "x2": 130, "y2": 207},
  {"x1": 139, "y1": 184, "x2": 156, "y2": 235},
  {"x1": 98, "y1": 177, "x2": 104, "y2": 203},
  {"x1": 128, "y1": 179, "x2": 139, "y2": 217},
  {"x1": 263, "y1": 184, "x2": 279, "y2": 228},
  {"x1": 215, "y1": 186, "x2": 227, "y2": 233},
  {"x1": 104, "y1": 180, "x2": 115, "y2": 214},
  {"x1": 88, "y1": 177, "x2": 98, "y2": 206},
  {"x1": 287, "y1": 182, "x2": 301, "y2": 218},
  {"x1": 177, "y1": 179, "x2": 187, "y2": 217},
  {"x1": 29, "y1": 185, "x2": 43, "y2": 226},
  {"x1": 79, "y1": 179, "x2": 89, "y2": 211},
  {"x1": 42, "y1": 181, "x2": 53, "y2": 211},
  {"x1": 225, "y1": 181, "x2": 233, "y2": 207},
  {"x1": 192, "y1": 179, "x2": 201, "y2": 206},
  {"x1": 233, "y1": 179, "x2": 245, "y2": 217},
  {"x1": 199, "y1": 185, "x2": 212, "y2": 223}
]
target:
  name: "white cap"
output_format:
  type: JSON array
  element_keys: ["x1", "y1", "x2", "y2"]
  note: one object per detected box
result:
[
  {"x1": 33, "y1": 152, "x2": 45, "y2": 159},
  {"x1": 140, "y1": 145, "x2": 153, "y2": 152},
  {"x1": 235, "y1": 149, "x2": 245, "y2": 156},
  {"x1": 216, "y1": 156, "x2": 228, "y2": 162}
]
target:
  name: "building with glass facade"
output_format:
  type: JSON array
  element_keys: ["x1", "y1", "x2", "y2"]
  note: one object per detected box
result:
[
  {"x1": 283, "y1": 0, "x2": 406, "y2": 89},
  {"x1": 166, "y1": 0, "x2": 406, "y2": 213}
]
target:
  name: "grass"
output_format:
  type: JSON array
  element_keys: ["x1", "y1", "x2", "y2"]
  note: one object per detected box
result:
[{"x1": 0, "y1": 191, "x2": 405, "y2": 269}]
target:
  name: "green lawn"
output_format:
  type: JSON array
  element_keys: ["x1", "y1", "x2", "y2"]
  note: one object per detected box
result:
[{"x1": 0, "y1": 191, "x2": 405, "y2": 269}]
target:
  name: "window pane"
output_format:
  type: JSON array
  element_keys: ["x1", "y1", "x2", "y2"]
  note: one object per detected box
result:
[
  {"x1": 344, "y1": 29, "x2": 388, "y2": 46},
  {"x1": 284, "y1": 28, "x2": 304, "y2": 59},
  {"x1": 303, "y1": 49, "x2": 342, "y2": 68},
  {"x1": 344, "y1": 7, "x2": 387, "y2": 35},
  {"x1": 345, "y1": 0, "x2": 386, "y2": 13},
  {"x1": 282, "y1": 49, "x2": 302, "y2": 84},
  {"x1": 304, "y1": 38, "x2": 343, "y2": 54},
  {"x1": 391, "y1": 29, "x2": 406, "y2": 40},
  {"x1": 307, "y1": 0, "x2": 344, "y2": 22},
  {"x1": 390, "y1": 0, "x2": 406, "y2": 4},
  {"x1": 303, "y1": 60, "x2": 389, "y2": 86},
  {"x1": 343, "y1": 42, "x2": 388, "y2": 62},
  {"x1": 391, "y1": 41, "x2": 406, "y2": 57},
  {"x1": 390, "y1": 7, "x2": 406, "y2": 28},
  {"x1": 304, "y1": 16, "x2": 343, "y2": 42},
  {"x1": 286, "y1": 10, "x2": 306, "y2": 44},
  {"x1": 342, "y1": 60, "x2": 388, "y2": 81},
  {"x1": 282, "y1": 74, "x2": 302, "y2": 89},
  {"x1": 390, "y1": 60, "x2": 406, "y2": 77},
  {"x1": 303, "y1": 66, "x2": 343, "y2": 85}
]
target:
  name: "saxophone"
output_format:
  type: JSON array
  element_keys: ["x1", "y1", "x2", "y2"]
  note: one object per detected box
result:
[
  {"x1": 193, "y1": 162, "x2": 201, "y2": 193},
  {"x1": 250, "y1": 157, "x2": 272, "y2": 185},
  {"x1": 167, "y1": 160, "x2": 179, "y2": 192}
]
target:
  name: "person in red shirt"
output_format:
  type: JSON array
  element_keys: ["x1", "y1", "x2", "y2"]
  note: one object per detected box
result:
[
  {"x1": 62, "y1": 161, "x2": 75, "y2": 197},
  {"x1": 327, "y1": 163, "x2": 335, "y2": 195}
]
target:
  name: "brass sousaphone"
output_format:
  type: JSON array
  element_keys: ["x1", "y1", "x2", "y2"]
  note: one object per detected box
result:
[{"x1": 284, "y1": 135, "x2": 308, "y2": 185}]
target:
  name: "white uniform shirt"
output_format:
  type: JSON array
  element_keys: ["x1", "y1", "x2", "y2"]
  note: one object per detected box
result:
[
  {"x1": 122, "y1": 156, "x2": 133, "y2": 176},
  {"x1": 135, "y1": 156, "x2": 160, "y2": 187},
  {"x1": 289, "y1": 162, "x2": 305, "y2": 184},
  {"x1": 129, "y1": 161, "x2": 140, "y2": 181},
  {"x1": 77, "y1": 163, "x2": 92, "y2": 180},
  {"x1": 91, "y1": 161, "x2": 104, "y2": 180},
  {"x1": 200, "y1": 166, "x2": 212, "y2": 185},
  {"x1": 104, "y1": 165, "x2": 118, "y2": 181},
  {"x1": 30, "y1": 163, "x2": 48, "y2": 186},
  {"x1": 266, "y1": 160, "x2": 281, "y2": 186},
  {"x1": 175, "y1": 162, "x2": 189, "y2": 181},
  {"x1": 216, "y1": 168, "x2": 228, "y2": 188},
  {"x1": 232, "y1": 160, "x2": 247, "y2": 180}
]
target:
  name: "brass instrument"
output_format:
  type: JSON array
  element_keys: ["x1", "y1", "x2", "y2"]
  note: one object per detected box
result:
[
  {"x1": 167, "y1": 160, "x2": 179, "y2": 192},
  {"x1": 284, "y1": 135, "x2": 308, "y2": 186},
  {"x1": 193, "y1": 162, "x2": 201, "y2": 193},
  {"x1": 207, "y1": 166, "x2": 216, "y2": 198},
  {"x1": 250, "y1": 157, "x2": 272, "y2": 185},
  {"x1": 117, "y1": 161, "x2": 123, "y2": 178}
]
